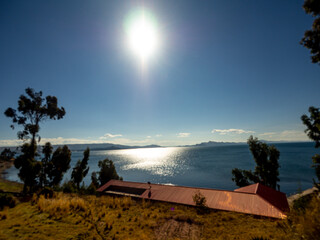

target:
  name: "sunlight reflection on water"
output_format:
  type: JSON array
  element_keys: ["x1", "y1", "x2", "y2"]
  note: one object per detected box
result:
[{"x1": 106, "y1": 147, "x2": 185, "y2": 176}]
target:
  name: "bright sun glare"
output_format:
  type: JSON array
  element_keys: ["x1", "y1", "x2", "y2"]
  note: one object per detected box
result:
[{"x1": 125, "y1": 9, "x2": 160, "y2": 63}]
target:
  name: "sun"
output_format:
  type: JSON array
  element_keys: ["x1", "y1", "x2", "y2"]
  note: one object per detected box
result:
[{"x1": 125, "y1": 9, "x2": 160, "y2": 63}]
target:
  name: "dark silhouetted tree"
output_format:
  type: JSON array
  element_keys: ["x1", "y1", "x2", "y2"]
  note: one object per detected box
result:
[
  {"x1": 302, "y1": 106, "x2": 320, "y2": 189},
  {"x1": 71, "y1": 148, "x2": 90, "y2": 189},
  {"x1": 4, "y1": 88, "x2": 65, "y2": 151},
  {"x1": 46, "y1": 145, "x2": 71, "y2": 187},
  {"x1": 14, "y1": 143, "x2": 41, "y2": 193},
  {"x1": 38, "y1": 142, "x2": 71, "y2": 188},
  {"x1": 4, "y1": 88, "x2": 66, "y2": 192},
  {"x1": 232, "y1": 136, "x2": 280, "y2": 190},
  {"x1": 39, "y1": 142, "x2": 53, "y2": 187},
  {"x1": 0, "y1": 148, "x2": 15, "y2": 161},
  {"x1": 300, "y1": 0, "x2": 320, "y2": 64},
  {"x1": 91, "y1": 171, "x2": 99, "y2": 189},
  {"x1": 91, "y1": 158, "x2": 122, "y2": 187}
]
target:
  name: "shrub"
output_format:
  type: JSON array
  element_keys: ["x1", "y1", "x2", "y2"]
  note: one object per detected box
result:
[
  {"x1": 292, "y1": 192, "x2": 315, "y2": 212},
  {"x1": 0, "y1": 193, "x2": 17, "y2": 210},
  {"x1": 61, "y1": 181, "x2": 77, "y2": 193},
  {"x1": 37, "y1": 186, "x2": 54, "y2": 198},
  {"x1": 289, "y1": 194, "x2": 320, "y2": 240},
  {"x1": 192, "y1": 190, "x2": 207, "y2": 208},
  {"x1": 192, "y1": 190, "x2": 208, "y2": 214}
]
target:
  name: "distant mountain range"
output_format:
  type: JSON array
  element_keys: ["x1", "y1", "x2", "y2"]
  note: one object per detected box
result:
[
  {"x1": 0, "y1": 143, "x2": 162, "y2": 152},
  {"x1": 57, "y1": 143, "x2": 161, "y2": 151},
  {"x1": 0, "y1": 140, "x2": 310, "y2": 153},
  {"x1": 180, "y1": 141, "x2": 245, "y2": 148}
]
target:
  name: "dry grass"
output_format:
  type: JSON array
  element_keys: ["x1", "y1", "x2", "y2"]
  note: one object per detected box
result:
[
  {"x1": 0, "y1": 190, "x2": 307, "y2": 240},
  {"x1": 37, "y1": 193, "x2": 86, "y2": 218},
  {"x1": 0, "y1": 179, "x2": 23, "y2": 193}
]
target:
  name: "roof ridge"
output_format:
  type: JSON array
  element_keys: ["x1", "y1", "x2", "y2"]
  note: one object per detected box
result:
[
  {"x1": 255, "y1": 183, "x2": 259, "y2": 193},
  {"x1": 106, "y1": 180, "x2": 260, "y2": 195}
]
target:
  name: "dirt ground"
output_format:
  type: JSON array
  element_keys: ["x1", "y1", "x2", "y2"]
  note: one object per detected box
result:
[{"x1": 154, "y1": 219, "x2": 201, "y2": 240}]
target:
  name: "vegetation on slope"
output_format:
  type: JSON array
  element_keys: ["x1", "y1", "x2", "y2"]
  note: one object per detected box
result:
[{"x1": 0, "y1": 185, "x2": 309, "y2": 240}]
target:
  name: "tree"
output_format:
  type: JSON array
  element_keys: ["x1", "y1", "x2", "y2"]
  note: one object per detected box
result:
[
  {"x1": 39, "y1": 142, "x2": 53, "y2": 187},
  {"x1": 4, "y1": 88, "x2": 66, "y2": 192},
  {"x1": 46, "y1": 145, "x2": 71, "y2": 187},
  {"x1": 91, "y1": 158, "x2": 121, "y2": 187},
  {"x1": 0, "y1": 148, "x2": 15, "y2": 161},
  {"x1": 14, "y1": 143, "x2": 41, "y2": 193},
  {"x1": 300, "y1": 0, "x2": 320, "y2": 64},
  {"x1": 232, "y1": 136, "x2": 280, "y2": 190},
  {"x1": 39, "y1": 142, "x2": 71, "y2": 188},
  {"x1": 301, "y1": 106, "x2": 320, "y2": 188},
  {"x1": 4, "y1": 88, "x2": 65, "y2": 150},
  {"x1": 91, "y1": 171, "x2": 99, "y2": 189},
  {"x1": 71, "y1": 148, "x2": 90, "y2": 189}
]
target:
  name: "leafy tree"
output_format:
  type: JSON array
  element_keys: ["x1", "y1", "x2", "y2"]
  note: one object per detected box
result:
[
  {"x1": 14, "y1": 143, "x2": 41, "y2": 193},
  {"x1": 38, "y1": 142, "x2": 72, "y2": 188},
  {"x1": 232, "y1": 136, "x2": 280, "y2": 190},
  {"x1": 4, "y1": 88, "x2": 65, "y2": 150},
  {"x1": 301, "y1": 106, "x2": 320, "y2": 188},
  {"x1": 300, "y1": 0, "x2": 320, "y2": 64},
  {"x1": 91, "y1": 171, "x2": 99, "y2": 189},
  {"x1": 91, "y1": 158, "x2": 122, "y2": 187},
  {"x1": 4, "y1": 88, "x2": 66, "y2": 192},
  {"x1": 0, "y1": 148, "x2": 15, "y2": 161},
  {"x1": 71, "y1": 148, "x2": 90, "y2": 189},
  {"x1": 39, "y1": 142, "x2": 53, "y2": 187},
  {"x1": 46, "y1": 145, "x2": 71, "y2": 187}
]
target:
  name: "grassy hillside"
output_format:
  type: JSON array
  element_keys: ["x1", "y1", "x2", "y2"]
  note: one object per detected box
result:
[{"x1": 0, "y1": 190, "x2": 295, "y2": 240}]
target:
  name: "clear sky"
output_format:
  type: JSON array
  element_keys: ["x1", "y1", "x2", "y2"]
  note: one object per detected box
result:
[{"x1": 1, "y1": 0, "x2": 319, "y2": 147}]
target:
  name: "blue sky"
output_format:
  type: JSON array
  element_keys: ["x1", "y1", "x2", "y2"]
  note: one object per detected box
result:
[{"x1": 1, "y1": 0, "x2": 319, "y2": 147}]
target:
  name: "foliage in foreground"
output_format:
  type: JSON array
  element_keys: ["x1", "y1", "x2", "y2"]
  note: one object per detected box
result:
[
  {"x1": 287, "y1": 193, "x2": 320, "y2": 240},
  {"x1": 0, "y1": 193, "x2": 17, "y2": 210},
  {"x1": 300, "y1": 0, "x2": 320, "y2": 64},
  {"x1": 0, "y1": 148, "x2": 15, "y2": 162},
  {"x1": 91, "y1": 158, "x2": 122, "y2": 188},
  {"x1": 232, "y1": 136, "x2": 280, "y2": 190},
  {"x1": 301, "y1": 106, "x2": 320, "y2": 189}
]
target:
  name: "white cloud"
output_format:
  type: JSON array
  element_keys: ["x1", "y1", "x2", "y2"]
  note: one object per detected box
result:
[
  {"x1": 177, "y1": 133, "x2": 190, "y2": 138},
  {"x1": 100, "y1": 133, "x2": 123, "y2": 139},
  {"x1": 259, "y1": 132, "x2": 276, "y2": 137},
  {"x1": 258, "y1": 130, "x2": 309, "y2": 141},
  {"x1": 211, "y1": 129, "x2": 255, "y2": 135},
  {"x1": 0, "y1": 139, "x2": 24, "y2": 147},
  {"x1": 155, "y1": 134, "x2": 162, "y2": 138},
  {"x1": 146, "y1": 136, "x2": 152, "y2": 139}
]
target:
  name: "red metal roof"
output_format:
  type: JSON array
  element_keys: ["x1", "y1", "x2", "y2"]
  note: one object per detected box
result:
[
  {"x1": 235, "y1": 183, "x2": 289, "y2": 213},
  {"x1": 97, "y1": 180, "x2": 289, "y2": 219}
]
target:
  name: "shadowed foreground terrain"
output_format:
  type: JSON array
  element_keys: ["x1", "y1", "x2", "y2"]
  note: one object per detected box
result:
[{"x1": 0, "y1": 187, "x2": 296, "y2": 240}]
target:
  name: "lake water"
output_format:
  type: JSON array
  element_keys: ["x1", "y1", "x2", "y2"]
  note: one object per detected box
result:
[{"x1": 4, "y1": 142, "x2": 318, "y2": 195}]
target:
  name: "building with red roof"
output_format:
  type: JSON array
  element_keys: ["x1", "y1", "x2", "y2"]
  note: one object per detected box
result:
[{"x1": 97, "y1": 180, "x2": 289, "y2": 219}]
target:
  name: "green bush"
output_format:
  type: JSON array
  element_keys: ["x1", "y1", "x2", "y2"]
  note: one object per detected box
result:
[
  {"x1": 61, "y1": 181, "x2": 77, "y2": 193},
  {"x1": 289, "y1": 195, "x2": 320, "y2": 240},
  {"x1": 292, "y1": 193, "x2": 315, "y2": 212},
  {"x1": 38, "y1": 187, "x2": 54, "y2": 198},
  {"x1": 0, "y1": 193, "x2": 17, "y2": 210}
]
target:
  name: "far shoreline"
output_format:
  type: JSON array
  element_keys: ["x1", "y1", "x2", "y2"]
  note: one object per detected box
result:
[{"x1": 0, "y1": 158, "x2": 14, "y2": 180}]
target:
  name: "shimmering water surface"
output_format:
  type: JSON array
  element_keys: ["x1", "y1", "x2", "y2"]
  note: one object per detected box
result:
[{"x1": 4, "y1": 142, "x2": 318, "y2": 195}]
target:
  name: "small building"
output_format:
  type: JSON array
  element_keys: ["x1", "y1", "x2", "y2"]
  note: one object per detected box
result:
[{"x1": 97, "y1": 180, "x2": 289, "y2": 219}]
